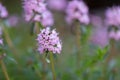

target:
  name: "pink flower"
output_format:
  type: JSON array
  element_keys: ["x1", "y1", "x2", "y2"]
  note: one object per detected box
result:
[
  {"x1": 90, "y1": 15, "x2": 103, "y2": 28},
  {"x1": 109, "y1": 31, "x2": 116, "y2": 39},
  {"x1": 0, "y1": 3, "x2": 8, "y2": 18},
  {"x1": 37, "y1": 27, "x2": 62, "y2": 54},
  {"x1": 47, "y1": 0, "x2": 67, "y2": 11},
  {"x1": 0, "y1": 39, "x2": 3, "y2": 45},
  {"x1": 7, "y1": 15, "x2": 19, "y2": 27},
  {"x1": 109, "y1": 30, "x2": 120, "y2": 41},
  {"x1": 65, "y1": 0, "x2": 89, "y2": 25},
  {"x1": 90, "y1": 27, "x2": 109, "y2": 47},
  {"x1": 23, "y1": 0, "x2": 54, "y2": 27},
  {"x1": 41, "y1": 11, "x2": 54, "y2": 27},
  {"x1": 23, "y1": 0, "x2": 46, "y2": 21},
  {"x1": 115, "y1": 31, "x2": 120, "y2": 40},
  {"x1": 0, "y1": 27, "x2": 3, "y2": 45},
  {"x1": 105, "y1": 6, "x2": 120, "y2": 27}
]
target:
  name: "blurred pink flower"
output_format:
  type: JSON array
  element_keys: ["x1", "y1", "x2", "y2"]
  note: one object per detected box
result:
[
  {"x1": 47, "y1": 0, "x2": 67, "y2": 11},
  {"x1": 41, "y1": 11, "x2": 54, "y2": 27},
  {"x1": 7, "y1": 15, "x2": 19, "y2": 27},
  {"x1": 0, "y1": 39, "x2": 3, "y2": 45},
  {"x1": 37, "y1": 27, "x2": 62, "y2": 54},
  {"x1": 0, "y1": 27, "x2": 3, "y2": 45},
  {"x1": 65, "y1": 0, "x2": 89, "y2": 25},
  {"x1": 23, "y1": 0, "x2": 46, "y2": 22},
  {"x1": 115, "y1": 31, "x2": 120, "y2": 40},
  {"x1": 109, "y1": 31, "x2": 116, "y2": 39},
  {"x1": 109, "y1": 30, "x2": 120, "y2": 41},
  {"x1": 0, "y1": 3, "x2": 8, "y2": 18},
  {"x1": 23, "y1": 0, "x2": 54, "y2": 27},
  {"x1": 90, "y1": 15, "x2": 103, "y2": 27},
  {"x1": 105, "y1": 6, "x2": 120, "y2": 27},
  {"x1": 90, "y1": 27, "x2": 109, "y2": 47}
]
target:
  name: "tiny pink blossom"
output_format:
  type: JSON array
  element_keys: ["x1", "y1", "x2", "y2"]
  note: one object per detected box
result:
[{"x1": 37, "y1": 27, "x2": 62, "y2": 54}]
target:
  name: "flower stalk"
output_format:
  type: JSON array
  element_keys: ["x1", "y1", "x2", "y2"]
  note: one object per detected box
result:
[
  {"x1": 0, "y1": 60, "x2": 10, "y2": 80},
  {"x1": 50, "y1": 52, "x2": 56, "y2": 80}
]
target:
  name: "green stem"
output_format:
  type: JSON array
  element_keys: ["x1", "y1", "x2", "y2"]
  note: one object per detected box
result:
[
  {"x1": 0, "y1": 60, "x2": 10, "y2": 80},
  {"x1": 50, "y1": 52, "x2": 56, "y2": 80},
  {"x1": 35, "y1": 22, "x2": 40, "y2": 34},
  {"x1": 2, "y1": 27, "x2": 20, "y2": 63},
  {"x1": 34, "y1": 22, "x2": 46, "y2": 80},
  {"x1": 2, "y1": 25, "x2": 22, "y2": 70},
  {"x1": 75, "y1": 22, "x2": 81, "y2": 67},
  {"x1": 106, "y1": 40, "x2": 115, "y2": 63}
]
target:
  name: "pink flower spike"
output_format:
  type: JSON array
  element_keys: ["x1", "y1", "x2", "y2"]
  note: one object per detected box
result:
[
  {"x1": 37, "y1": 27, "x2": 62, "y2": 54},
  {"x1": 105, "y1": 6, "x2": 120, "y2": 27},
  {"x1": 23, "y1": 0, "x2": 54, "y2": 27},
  {"x1": 65, "y1": 0, "x2": 89, "y2": 25}
]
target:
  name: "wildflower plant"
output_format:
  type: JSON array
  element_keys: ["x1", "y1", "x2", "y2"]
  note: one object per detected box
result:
[
  {"x1": 23, "y1": 0, "x2": 62, "y2": 79},
  {"x1": 0, "y1": 0, "x2": 119, "y2": 80}
]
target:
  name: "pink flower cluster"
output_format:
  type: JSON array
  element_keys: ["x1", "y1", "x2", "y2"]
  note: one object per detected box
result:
[
  {"x1": 65, "y1": 0, "x2": 89, "y2": 25},
  {"x1": 91, "y1": 27, "x2": 109, "y2": 47},
  {"x1": 23, "y1": 0, "x2": 54, "y2": 27},
  {"x1": 7, "y1": 15, "x2": 19, "y2": 27},
  {"x1": 37, "y1": 27, "x2": 62, "y2": 54},
  {"x1": 105, "y1": 6, "x2": 120, "y2": 27},
  {"x1": 47, "y1": 0, "x2": 67, "y2": 11},
  {"x1": 0, "y1": 3, "x2": 8, "y2": 18},
  {"x1": 109, "y1": 30, "x2": 120, "y2": 41}
]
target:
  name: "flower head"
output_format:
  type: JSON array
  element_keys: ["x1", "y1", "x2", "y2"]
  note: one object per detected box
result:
[
  {"x1": 23, "y1": 0, "x2": 54, "y2": 27},
  {"x1": 105, "y1": 6, "x2": 120, "y2": 27},
  {"x1": 0, "y1": 3, "x2": 8, "y2": 18},
  {"x1": 47, "y1": 0, "x2": 67, "y2": 11},
  {"x1": 65, "y1": 0, "x2": 89, "y2": 25},
  {"x1": 90, "y1": 27, "x2": 109, "y2": 47},
  {"x1": 109, "y1": 30, "x2": 120, "y2": 41},
  {"x1": 37, "y1": 27, "x2": 62, "y2": 54},
  {"x1": 7, "y1": 15, "x2": 19, "y2": 27},
  {"x1": 23, "y1": 0, "x2": 46, "y2": 21}
]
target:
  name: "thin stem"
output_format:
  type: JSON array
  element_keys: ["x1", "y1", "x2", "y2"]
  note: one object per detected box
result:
[
  {"x1": 34, "y1": 53, "x2": 43, "y2": 79},
  {"x1": 3, "y1": 27, "x2": 20, "y2": 64},
  {"x1": 75, "y1": 22, "x2": 81, "y2": 67},
  {"x1": 35, "y1": 67, "x2": 42, "y2": 79},
  {"x1": 3, "y1": 27, "x2": 18, "y2": 55},
  {"x1": 0, "y1": 60, "x2": 10, "y2": 80},
  {"x1": 35, "y1": 22, "x2": 40, "y2": 34},
  {"x1": 50, "y1": 52, "x2": 56, "y2": 80},
  {"x1": 106, "y1": 40, "x2": 115, "y2": 63},
  {"x1": 2, "y1": 25, "x2": 23, "y2": 71},
  {"x1": 35, "y1": 22, "x2": 47, "y2": 80}
]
